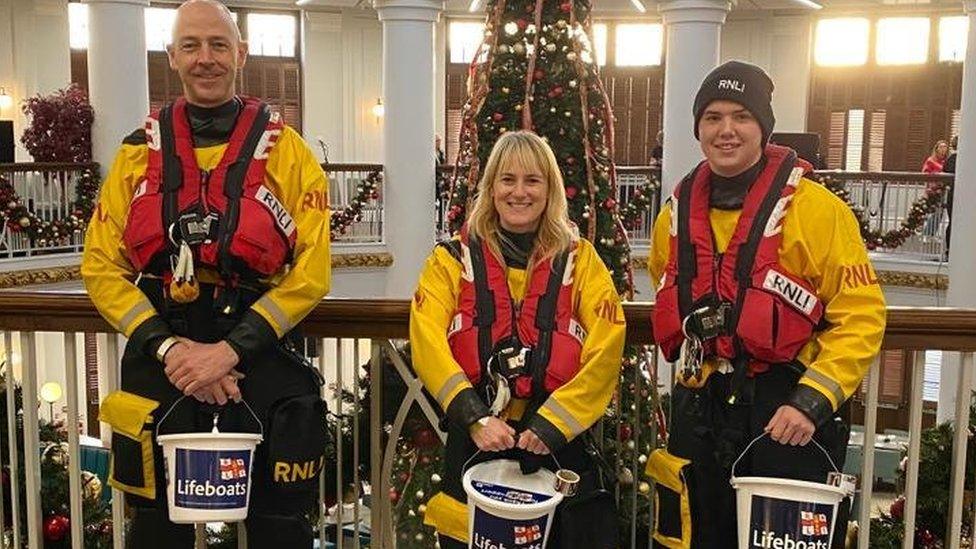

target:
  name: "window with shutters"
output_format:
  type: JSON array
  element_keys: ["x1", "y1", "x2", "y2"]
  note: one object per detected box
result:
[
  {"x1": 867, "y1": 110, "x2": 886, "y2": 172},
  {"x1": 939, "y1": 16, "x2": 968, "y2": 63},
  {"x1": 860, "y1": 349, "x2": 907, "y2": 407},
  {"x1": 827, "y1": 111, "x2": 846, "y2": 169},
  {"x1": 69, "y1": 5, "x2": 302, "y2": 133},
  {"x1": 845, "y1": 109, "x2": 865, "y2": 171}
]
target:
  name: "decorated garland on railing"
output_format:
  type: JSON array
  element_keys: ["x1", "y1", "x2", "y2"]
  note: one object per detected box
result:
[
  {"x1": 0, "y1": 169, "x2": 100, "y2": 247},
  {"x1": 329, "y1": 168, "x2": 383, "y2": 239},
  {"x1": 814, "y1": 173, "x2": 951, "y2": 251},
  {"x1": 619, "y1": 177, "x2": 661, "y2": 231}
]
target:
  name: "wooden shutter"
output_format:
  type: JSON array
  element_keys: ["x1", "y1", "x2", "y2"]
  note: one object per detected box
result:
[
  {"x1": 860, "y1": 349, "x2": 907, "y2": 406},
  {"x1": 867, "y1": 110, "x2": 886, "y2": 172},
  {"x1": 827, "y1": 111, "x2": 846, "y2": 169},
  {"x1": 907, "y1": 108, "x2": 929, "y2": 170},
  {"x1": 71, "y1": 50, "x2": 88, "y2": 91},
  {"x1": 84, "y1": 333, "x2": 100, "y2": 437}
]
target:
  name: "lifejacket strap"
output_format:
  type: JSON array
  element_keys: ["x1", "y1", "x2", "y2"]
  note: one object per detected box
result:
[{"x1": 444, "y1": 387, "x2": 491, "y2": 428}]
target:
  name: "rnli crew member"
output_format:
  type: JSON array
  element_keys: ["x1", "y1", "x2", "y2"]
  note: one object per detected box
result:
[
  {"x1": 82, "y1": 1, "x2": 330, "y2": 546},
  {"x1": 646, "y1": 61, "x2": 886, "y2": 549},
  {"x1": 410, "y1": 131, "x2": 625, "y2": 548}
]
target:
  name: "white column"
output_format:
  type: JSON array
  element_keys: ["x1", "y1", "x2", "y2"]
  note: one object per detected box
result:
[
  {"x1": 658, "y1": 0, "x2": 731, "y2": 199},
  {"x1": 84, "y1": 0, "x2": 148, "y2": 174},
  {"x1": 375, "y1": 0, "x2": 443, "y2": 297},
  {"x1": 938, "y1": 0, "x2": 976, "y2": 422}
]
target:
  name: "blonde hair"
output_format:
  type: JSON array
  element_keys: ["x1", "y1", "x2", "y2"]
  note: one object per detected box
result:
[
  {"x1": 467, "y1": 131, "x2": 575, "y2": 267},
  {"x1": 932, "y1": 139, "x2": 949, "y2": 158}
]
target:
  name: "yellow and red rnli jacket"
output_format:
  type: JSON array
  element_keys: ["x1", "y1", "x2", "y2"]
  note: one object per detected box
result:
[
  {"x1": 654, "y1": 145, "x2": 824, "y2": 371},
  {"x1": 122, "y1": 96, "x2": 295, "y2": 280},
  {"x1": 648, "y1": 145, "x2": 886, "y2": 424},
  {"x1": 446, "y1": 226, "x2": 585, "y2": 398},
  {"x1": 82, "y1": 98, "x2": 330, "y2": 347}
]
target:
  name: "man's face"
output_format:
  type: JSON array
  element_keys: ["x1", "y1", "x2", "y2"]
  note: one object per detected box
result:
[
  {"x1": 168, "y1": 2, "x2": 247, "y2": 107},
  {"x1": 698, "y1": 100, "x2": 764, "y2": 177}
]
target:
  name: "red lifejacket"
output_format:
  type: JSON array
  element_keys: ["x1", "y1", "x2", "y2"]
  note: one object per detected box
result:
[
  {"x1": 121, "y1": 96, "x2": 296, "y2": 281},
  {"x1": 652, "y1": 144, "x2": 825, "y2": 371},
  {"x1": 445, "y1": 228, "x2": 586, "y2": 397}
]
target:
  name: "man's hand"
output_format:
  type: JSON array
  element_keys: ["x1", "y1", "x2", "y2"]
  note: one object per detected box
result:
[
  {"x1": 191, "y1": 371, "x2": 244, "y2": 405},
  {"x1": 766, "y1": 405, "x2": 815, "y2": 446},
  {"x1": 516, "y1": 429, "x2": 550, "y2": 455},
  {"x1": 469, "y1": 417, "x2": 516, "y2": 452},
  {"x1": 164, "y1": 339, "x2": 240, "y2": 396}
]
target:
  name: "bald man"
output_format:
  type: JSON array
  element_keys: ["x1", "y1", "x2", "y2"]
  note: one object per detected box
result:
[{"x1": 83, "y1": 1, "x2": 331, "y2": 546}]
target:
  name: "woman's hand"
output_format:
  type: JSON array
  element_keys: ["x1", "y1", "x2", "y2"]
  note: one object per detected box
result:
[
  {"x1": 469, "y1": 416, "x2": 516, "y2": 452},
  {"x1": 516, "y1": 429, "x2": 550, "y2": 455}
]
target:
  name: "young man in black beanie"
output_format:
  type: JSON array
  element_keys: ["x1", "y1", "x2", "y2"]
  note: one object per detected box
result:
[{"x1": 645, "y1": 60, "x2": 886, "y2": 548}]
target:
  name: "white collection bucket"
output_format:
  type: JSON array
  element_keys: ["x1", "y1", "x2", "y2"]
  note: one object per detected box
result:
[
  {"x1": 730, "y1": 433, "x2": 855, "y2": 549},
  {"x1": 462, "y1": 459, "x2": 564, "y2": 549},
  {"x1": 156, "y1": 397, "x2": 264, "y2": 524}
]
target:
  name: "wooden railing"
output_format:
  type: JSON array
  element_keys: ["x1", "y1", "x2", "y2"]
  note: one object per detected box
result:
[{"x1": 0, "y1": 293, "x2": 974, "y2": 547}]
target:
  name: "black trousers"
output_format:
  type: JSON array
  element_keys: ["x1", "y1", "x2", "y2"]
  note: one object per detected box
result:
[
  {"x1": 656, "y1": 366, "x2": 850, "y2": 549},
  {"x1": 116, "y1": 284, "x2": 321, "y2": 548}
]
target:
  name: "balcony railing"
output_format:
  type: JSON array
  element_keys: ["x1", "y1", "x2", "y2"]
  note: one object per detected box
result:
[
  {"x1": 0, "y1": 163, "x2": 96, "y2": 262},
  {"x1": 0, "y1": 293, "x2": 973, "y2": 548},
  {"x1": 325, "y1": 163, "x2": 385, "y2": 245},
  {"x1": 815, "y1": 171, "x2": 955, "y2": 262}
]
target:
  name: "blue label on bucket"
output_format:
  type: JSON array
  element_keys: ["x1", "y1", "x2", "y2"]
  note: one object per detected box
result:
[
  {"x1": 472, "y1": 481, "x2": 552, "y2": 505},
  {"x1": 471, "y1": 506, "x2": 548, "y2": 548},
  {"x1": 749, "y1": 495, "x2": 834, "y2": 548},
  {"x1": 174, "y1": 448, "x2": 250, "y2": 509}
]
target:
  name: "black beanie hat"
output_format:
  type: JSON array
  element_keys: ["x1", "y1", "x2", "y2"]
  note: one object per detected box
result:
[{"x1": 693, "y1": 60, "x2": 776, "y2": 143}]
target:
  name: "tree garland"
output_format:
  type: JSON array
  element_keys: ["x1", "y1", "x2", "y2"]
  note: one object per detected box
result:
[
  {"x1": 330, "y1": 168, "x2": 383, "y2": 240},
  {"x1": 619, "y1": 177, "x2": 660, "y2": 231},
  {"x1": 0, "y1": 169, "x2": 99, "y2": 248},
  {"x1": 814, "y1": 173, "x2": 951, "y2": 251}
]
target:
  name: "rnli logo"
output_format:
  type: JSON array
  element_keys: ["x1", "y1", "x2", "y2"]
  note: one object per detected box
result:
[
  {"x1": 173, "y1": 448, "x2": 250, "y2": 510},
  {"x1": 568, "y1": 318, "x2": 586, "y2": 344},
  {"x1": 718, "y1": 79, "x2": 745, "y2": 93},
  {"x1": 273, "y1": 456, "x2": 325, "y2": 483},
  {"x1": 255, "y1": 186, "x2": 296, "y2": 237},
  {"x1": 762, "y1": 269, "x2": 816, "y2": 316},
  {"x1": 841, "y1": 263, "x2": 878, "y2": 289}
]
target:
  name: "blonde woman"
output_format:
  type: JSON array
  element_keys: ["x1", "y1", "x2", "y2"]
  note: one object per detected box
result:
[{"x1": 410, "y1": 131, "x2": 625, "y2": 548}]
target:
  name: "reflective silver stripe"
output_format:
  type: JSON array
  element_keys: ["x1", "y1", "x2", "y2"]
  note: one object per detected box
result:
[
  {"x1": 802, "y1": 368, "x2": 845, "y2": 407},
  {"x1": 540, "y1": 398, "x2": 585, "y2": 437},
  {"x1": 119, "y1": 300, "x2": 153, "y2": 333},
  {"x1": 255, "y1": 296, "x2": 292, "y2": 333},
  {"x1": 436, "y1": 372, "x2": 469, "y2": 407}
]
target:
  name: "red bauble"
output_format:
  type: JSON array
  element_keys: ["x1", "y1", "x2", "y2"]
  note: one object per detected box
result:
[
  {"x1": 44, "y1": 515, "x2": 70, "y2": 542},
  {"x1": 516, "y1": 19, "x2": 528, "y2": 30},
  {"x1": 412, "y1": 428, "x2": 439, "y2": 449},
  {"x1": 389, "y1": 488, "x2": 400, "y2": 502},
  {"x1": 619, "y1": 424, "x2": 632, "y2": 441},
  {"x1": 889, "y1": 496, "x2": 905, "y2": 520},
  {"x1": 533, "y1": 69, "x2": 545, "y2": 81},
  {"x1": 604, "y1": 198, "x2": 616, "y2": 209},
  {"x1": 492, "y1": 112, "x2": 504, "y2": 122},
  {"x1": 565, "y1": 186, "x2": 578, "y2": 199},
  {"x1": 560, "y1": 1, "x2": 572, "y2": 11},
  {"x1": 565, "y1": 156, "x2": 576, "y2": 165},
  {"x1": 398, "y1": 472, "x2": 409, "y2": 482},
  {"x1": 420, "y1": 455, "x2": 432, "y2": 465}
]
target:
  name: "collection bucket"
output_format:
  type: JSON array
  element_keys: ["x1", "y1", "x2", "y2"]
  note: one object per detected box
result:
[
  {"x1": 463, "y1": 459, "x2": 564, "y2": 549},
  {"x1": 730, "y1": 433, "x2": 855, "y2": 549},
  {"x1": 156, "y1": 397, "x2": 264, "y2": 524}
]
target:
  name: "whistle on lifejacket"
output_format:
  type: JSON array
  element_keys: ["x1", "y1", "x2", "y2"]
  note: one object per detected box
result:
[{"x1": 169, "y1": 240, "x2": 200, "y2": 303}]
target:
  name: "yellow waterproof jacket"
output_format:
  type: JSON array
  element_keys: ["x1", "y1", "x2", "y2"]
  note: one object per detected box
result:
[
  {"x1": 411, "y1": 236, "x2": 625, "y2": 540},
  {"x1": 649, "y1": 176, "x2": 886, "y2": 422},
  {"x1": 82, "y1": 124, "x2": 330, "y2": 353}
]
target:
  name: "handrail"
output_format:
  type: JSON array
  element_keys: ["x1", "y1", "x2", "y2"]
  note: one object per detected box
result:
[
  {"x1": 813, "y1": 170, "x2": 954, "y2": 183},
  {"x1": 0, "y1": 162, "x2": 99, "y2": 174},
  {"x1": 0, "y1": 291, "x2": 974, "y2": 350},
  {"x1": 321, "y1": 162, "x2": 384, "y2": 172}
]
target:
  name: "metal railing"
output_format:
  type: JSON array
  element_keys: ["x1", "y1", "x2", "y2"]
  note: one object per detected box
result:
[
  {"x1": 325, "y1": 163, "x2": 385, "y2": 245},
  {"x1": 0, "y1": 163, "x2": 95, "y2": 261},
  {"x1": 815, "y1": 171, "x2": 955, "y2": 262},
  {"x1": 0, "y1": 294, "x2": 973, "y2": 547}
]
